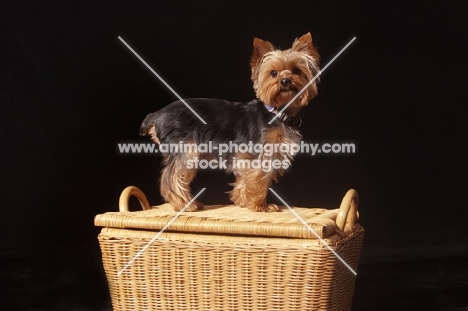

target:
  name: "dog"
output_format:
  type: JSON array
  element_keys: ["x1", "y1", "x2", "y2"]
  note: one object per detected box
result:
[{"x1": 140, "y1": 33, "x2": 320, "y2": 212}]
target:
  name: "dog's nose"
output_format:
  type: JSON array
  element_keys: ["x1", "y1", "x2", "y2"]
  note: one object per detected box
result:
[{"x1": 280, "y1": 78, "x2": 291, "y2": 87}]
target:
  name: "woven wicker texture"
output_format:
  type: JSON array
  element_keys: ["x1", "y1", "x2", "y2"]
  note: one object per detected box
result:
[
  {"x1": 96, "y1": 187, "x2": 364, "y2": 311},
  {"x1": 95, "y1": 203, "x2": 339, "y2": 239}
]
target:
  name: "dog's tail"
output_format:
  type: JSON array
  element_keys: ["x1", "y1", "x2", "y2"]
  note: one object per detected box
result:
[
  {"x1": 140, "y1": 112, "x2": 160, "y2": 144},
  {"x1": 139, "y1": 112, "x2": 156, "y2": 136}
]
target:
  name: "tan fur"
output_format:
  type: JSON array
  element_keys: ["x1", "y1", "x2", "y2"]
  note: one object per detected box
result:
[
  {"x1": 250, "y1": 32, "x2": 320, "y2": 115},
  {"x1": 229, "y1": 124, "x2": 301, "y2": 212},
  {"x1": 159, "y1": 141, "x2": 202, "y2": 211},
  {"x1": 148, "y1": 126, "x2": 160, "y2": 144},
  {"x1": 229, "y1": 167, "x2": 279, "y2": 212}
]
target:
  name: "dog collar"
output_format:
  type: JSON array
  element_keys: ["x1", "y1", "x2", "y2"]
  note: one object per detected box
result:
[{"x1": 264, "y1": 103, "x2": 302, "y2": 128}]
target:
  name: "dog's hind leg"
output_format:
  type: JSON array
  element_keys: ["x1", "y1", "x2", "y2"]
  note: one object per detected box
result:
[{"x1": 160, "y1": 155, "x2": 202, "y2": 212}]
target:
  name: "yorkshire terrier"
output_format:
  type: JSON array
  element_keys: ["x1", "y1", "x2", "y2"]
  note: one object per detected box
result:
[{"x1": 140, "y1": 33, "x2": 320, "y2": 212}]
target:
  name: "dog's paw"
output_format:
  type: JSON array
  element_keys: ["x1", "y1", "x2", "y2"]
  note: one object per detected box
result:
[
  {"x1": 264, "y1": 203, "x2": 279, "y2": 212},
  {"x1": 174, "y1": 201, "x2": 204, "y2": 212},
  {"x1": 193, "y1": 201, "x2": 204, "y2": 211},
  {"x1": 231, "y1": 198, "x2": 246, "y2": 208},
  {"x1": 248, "y1": 203, "x2": 279, "y2": 212}
]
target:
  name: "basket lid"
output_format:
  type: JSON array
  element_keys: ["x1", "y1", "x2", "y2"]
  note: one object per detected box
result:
[{"x1": 94, "y1": 186, "x2": 359, "y2": 239}]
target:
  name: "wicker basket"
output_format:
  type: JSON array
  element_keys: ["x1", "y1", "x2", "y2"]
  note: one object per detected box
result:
[{"x1": 95, "y1": 186, "x2": 364, "y2": 311}]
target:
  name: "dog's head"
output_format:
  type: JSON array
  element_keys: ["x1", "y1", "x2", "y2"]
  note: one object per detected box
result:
[{"x1": 250, "y1": 33, "x2": 320, "y2": 115}]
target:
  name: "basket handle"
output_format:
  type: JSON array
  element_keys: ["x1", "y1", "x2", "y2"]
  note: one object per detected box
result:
[
  {"x1": 119, "y1": 186, "x2": 151, "y2": 212},
  {"x1": 335, "y1": 189, "x2": 359, "y2": 234}
]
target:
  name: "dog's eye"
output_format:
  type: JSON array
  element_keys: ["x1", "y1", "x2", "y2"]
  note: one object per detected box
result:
[
  {"x1": 271, "y1": 70, "x2": 278, "y2": 77},
  {"x1": 292, "y1": 68, "x2": 302, "y2": 75}
]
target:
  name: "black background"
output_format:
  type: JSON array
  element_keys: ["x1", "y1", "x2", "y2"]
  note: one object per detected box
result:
[{"x1": 2, "y1": 1, "x2": 467, "y2": 310}]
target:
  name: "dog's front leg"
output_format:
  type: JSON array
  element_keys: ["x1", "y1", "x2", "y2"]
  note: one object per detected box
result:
[{"x1": 229, "y1": 167, "x2": 279, "y2": 212}]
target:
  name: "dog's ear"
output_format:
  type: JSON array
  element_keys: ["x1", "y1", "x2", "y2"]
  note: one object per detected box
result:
[
  {"x1": 292, "y1": 32, "x2": 320, "y2": 65},
  {"x1": 250, "y1": 38, "x2": 275, "y2": 70}
]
